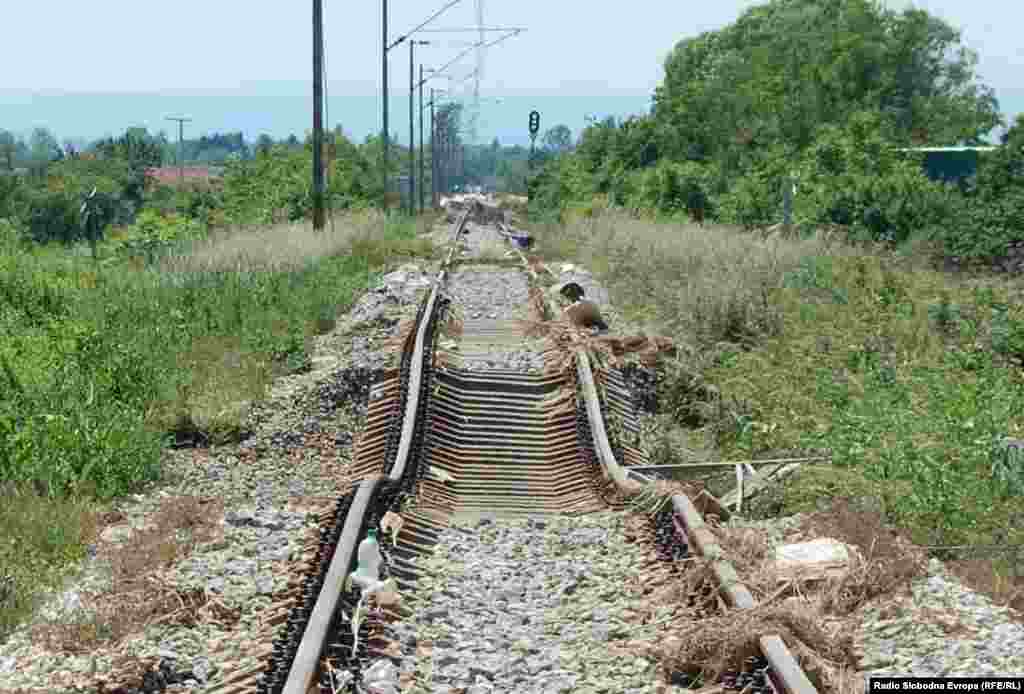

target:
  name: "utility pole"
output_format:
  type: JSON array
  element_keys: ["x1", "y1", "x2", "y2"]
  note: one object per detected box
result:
[
  {"x1": 382, "y1": 0, "x2": 389, "y2": 209},
  {"x1": 409, "y1": 41, "x2": 430, "y2": 215},
  {"x1": 382, "y1": 1, "x2": 470, "y2": 212},
  {"x1": 438, "y1": 116, "x2": 446, "y2": 199},
  {"x1": 419, "y1": 65, "x2": 425, "y2": 214},
  {"x1": 405, "y1": 40, "x2": 409, "y2": 214},
  {"x1": 165, "y1": 116, "x2": 191, "y2": 185},
  {"x1": 430, "y1": 88, "x2": 437, "y2": 207},
  {"x1": 444, "y1": 123, "x2": 451, "y2": 196},
  {"x1": 312, "y1": 0, "x2": 326, "y2": 231}
]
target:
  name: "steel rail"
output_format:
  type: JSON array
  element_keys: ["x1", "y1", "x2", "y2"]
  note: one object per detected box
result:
[
  {"x1": 275, "y1": 211, "x2": 470, "y2": 694},
  {"x1": 388, "y1": 208, "x2": 469, "y2": 481},
  {"x1": 281, "y1": 477, "x2": 383, "y2": 694}
]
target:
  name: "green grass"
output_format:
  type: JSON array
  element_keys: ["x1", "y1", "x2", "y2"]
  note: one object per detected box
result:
[
  {"x1": 529, "y1": 211, "x2": 1024, "y2": 552},
  {"x1": 0, "y1": 211, "x2": 434, "y2": 641},
  {"x1": 704, "y1": 253, "x2": 1024, "y2": 547},
  {"x1": 0, "y1": 483, "x2": 99, "y2": 640}
]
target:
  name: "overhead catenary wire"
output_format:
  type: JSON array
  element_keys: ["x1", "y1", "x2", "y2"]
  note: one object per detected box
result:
[
  {"x1": 416, "y1": 26, "x2": 527, "y2": 32},
  {"x1": 388, "y1": 0, "x2": 465, "y2": 51},
  {"x1": 427, "y1": 29, "x2": 523, "y2": 86},
  {"x1": 383, "y1": 0, "x2": 468, "y2": 210}
]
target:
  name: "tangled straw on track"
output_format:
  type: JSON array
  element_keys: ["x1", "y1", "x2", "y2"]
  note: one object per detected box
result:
[
  {"x1": 653, "y1": 601, "x2": 856, "y2": 690},
  {"x1": 521, "y1": 316, "x2": 676, "y2": 373},
  {"x1": 713, "y1": 502, "x2": 928, "y2": 616}
]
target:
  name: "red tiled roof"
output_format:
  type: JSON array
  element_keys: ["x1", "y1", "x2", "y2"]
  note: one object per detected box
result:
[{"x1": 145, "y1": 167, "x2": 221, "y2": 185}]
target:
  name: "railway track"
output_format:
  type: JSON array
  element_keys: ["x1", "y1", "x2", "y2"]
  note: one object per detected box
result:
[{"x1": 205, "y1": 202, "x2": 820, "y2": 694}]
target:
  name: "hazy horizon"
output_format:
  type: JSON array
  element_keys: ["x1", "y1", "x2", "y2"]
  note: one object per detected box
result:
[
  {"x1": 0, "y1": 89, "x2": 656, "y2": 149},
  {"x1": 1, "y1": 85, "x2": 1021, "y2": 150},
  {"x1": 1, "y1": 0, "x2": 1020, "y2": 148}
]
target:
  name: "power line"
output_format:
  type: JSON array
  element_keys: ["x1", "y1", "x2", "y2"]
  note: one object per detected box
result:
[
  {"x1": 388, "y1": 0, "x2": 464, "y2": 51},
  {"x1": 383, "y1": 0, "x2": 466, "y2": 213},
  {"x1": 416, "y1": 26, "x2": 527, "y2": 32},
  {"x1": 425, "y1": 29, "x2": 523, "y2": 92}
]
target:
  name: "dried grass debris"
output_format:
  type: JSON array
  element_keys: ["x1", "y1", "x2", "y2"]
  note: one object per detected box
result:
[
  {"x1": 654, "y1": 603, "x2": 855, "y2": 687},
  {"x1": 30, "y1": 495, "x2": 229, "y2": 654},
  {"x1": 802, "y1": 502, "x2": 926, "y2": 615}
]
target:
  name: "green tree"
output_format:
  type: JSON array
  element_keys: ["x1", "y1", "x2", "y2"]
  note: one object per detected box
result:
[
  {"x1": 531, "y1": 0, "x2": 1002, "y2": 220},
  {"x1": 653, "y1": 0, "x2": 1000, "y2": 168},
  {"x1": 256, "y1": 134, "x2": 275, "y2": 155},
  {"x1": 938, "y1": 114, "x2": 1024, "y2": 259},
  {"x1": 0, "y1": 130, "x2": 16, "y2": 171},
  {"x1": 542, "y1": 124, "x2": 573, "y2": 154},
  {"x1": 28, "y1": 128, "x2": 62, "y2": 179},
  {"x1": 93, "y1": 128, "x2": 164, "y2": 170},
  {"x1": 434, "y1": 104, "x2": 464, "y2": 191}
]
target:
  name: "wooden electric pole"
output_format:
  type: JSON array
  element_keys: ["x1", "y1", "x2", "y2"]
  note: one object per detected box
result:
[
  {"x1": 312, "y1": 0, "x2": 326, "y2": 231},
  {"x1": 419, "y1": 65, "x2": 425, "y2": 214},
  {"x1": 430, "y1": 88, "x2": 437, "y2": 208},
  {"x1": 382, "y1": 0, "x2": 389, "y2": 209},
  {"x1": 165, "y1": 116, "x2": 191, "y2": 185},
  {"x1": 406, "y1": 40, "x2": 430, "y2": 215}
]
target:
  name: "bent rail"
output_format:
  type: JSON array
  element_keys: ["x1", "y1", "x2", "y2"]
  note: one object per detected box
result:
[
  {"x1": 511, "y1": 235, "x2": 818, "y2": 694},
  {"x1": 270, "y1": 210, "x2": 470, "y2": 694}
]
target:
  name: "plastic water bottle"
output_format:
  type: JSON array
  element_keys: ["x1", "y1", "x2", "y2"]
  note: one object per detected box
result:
[
  {"x1": 358, "y1": 529, "x2": 382, "y2": 577},
  {"x1": 348, "y1": 528, "x2": 384, "y2": 591}
]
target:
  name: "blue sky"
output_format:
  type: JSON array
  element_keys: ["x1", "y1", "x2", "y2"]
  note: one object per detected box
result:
[{"x1": 0, "y1": 0, "x2": 1020, "y2": 144}]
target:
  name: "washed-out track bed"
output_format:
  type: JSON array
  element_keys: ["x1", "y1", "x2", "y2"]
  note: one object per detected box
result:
[{"x1": 193, "y1": 205, "x2": 818, "y2": 694}]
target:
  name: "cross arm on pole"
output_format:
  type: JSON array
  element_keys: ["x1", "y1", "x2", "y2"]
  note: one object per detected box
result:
[{"x1": 387, "y1": 34, "x2": 408, "y2": 52}]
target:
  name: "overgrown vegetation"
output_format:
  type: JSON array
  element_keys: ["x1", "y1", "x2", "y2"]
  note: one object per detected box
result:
[
  {"x1": 518, "y1": 0, "x2": 1024, "y2": 603},
  {"x1": 0, "y1": 209, "x2": 433, "y2": 641},
  {"x1": 527, "y1": 0, "x2": 1024, "y2": 264},
  {"x1": 530, "y1": 211, "x2": 1024, "y2": 599}
]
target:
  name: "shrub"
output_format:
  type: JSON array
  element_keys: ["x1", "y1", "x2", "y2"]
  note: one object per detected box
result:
[
  {"x1": 934, "y1": 116, "x2": 1024, "y2": 260},
  {"x1": 220, "y1": 140, "x2": 378, "y2": 226},
  {"x1": 111, "y1": 209, "x2": 206, "y2": 261},
  {"x1": 630, "y1": 160, "x2": 715, "y2": 220},
  {"x1": 791, "y1": 112, "x2": 954, "y2": 244},
  {"x1": 714, "y1": 167, "x2": 782, "y2": 229}
]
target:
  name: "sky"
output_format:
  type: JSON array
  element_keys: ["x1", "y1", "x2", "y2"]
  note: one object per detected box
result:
[{"x1": 0, "y1": 0, "x2": 1021, "y2": 144}]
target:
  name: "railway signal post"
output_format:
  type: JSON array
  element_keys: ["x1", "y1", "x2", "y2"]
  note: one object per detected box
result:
[{"x1": 528, "y1": 110, "x2": 540, "y2": 171}]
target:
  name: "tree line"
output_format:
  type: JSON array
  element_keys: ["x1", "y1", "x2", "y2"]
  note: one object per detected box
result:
[
  {"x1": 0, "y1": 98, "x2": 582, "y2": 250},
  {"x1": 526, "y1": 0, "x2": 1024, "y2": 263}
]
